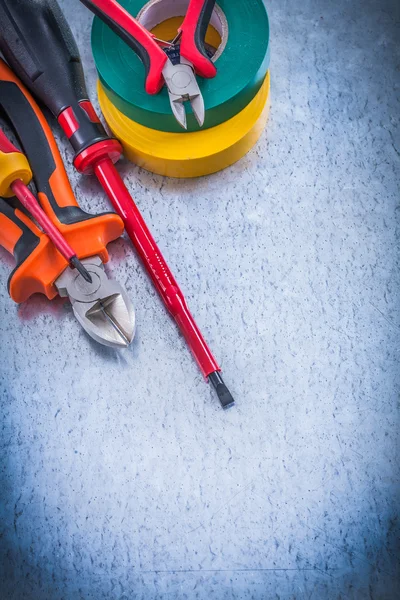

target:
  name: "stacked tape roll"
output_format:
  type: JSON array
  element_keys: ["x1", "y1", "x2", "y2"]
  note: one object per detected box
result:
[
  {"x1": 98, "y1": 72, "x2": 270, "y2": 178},
  {"x1": 92, "y1": 0, "x2": 270, "y2": 177}
]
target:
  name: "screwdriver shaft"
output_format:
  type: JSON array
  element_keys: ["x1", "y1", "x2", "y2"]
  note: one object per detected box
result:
[
  {"x1": 94, "y1": 157, "x2": 221, "y2": 378},
  {"x1": 11, "y1": 179, "x2": 92, "y2": 283}
]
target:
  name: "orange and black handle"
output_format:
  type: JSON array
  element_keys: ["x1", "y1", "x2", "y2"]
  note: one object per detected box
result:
[
  {"x1": 0, "y1": 58, "x2": 124, "y2": 302},
  {"x1": 0, "y1": 198, "x2": 71, "y2": 302}
]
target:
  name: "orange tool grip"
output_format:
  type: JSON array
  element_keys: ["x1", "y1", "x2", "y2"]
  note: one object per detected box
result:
[
  {"x1": 0, "y1": 198, "x2": 69, "y2": 302},
  {"x1": 0, "y1": 58, "x2": 124, "y2": 270}
]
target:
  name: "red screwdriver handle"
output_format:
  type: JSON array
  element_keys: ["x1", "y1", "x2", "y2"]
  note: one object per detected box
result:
[
  {"x1": 95, "y1": 159, "x2": 220, "y2": 377},
  {"x1": 0, "y1": 128, "x2": 20, "y2": 154},
  {"x1": 0, "y1": 127, "x2": 33, "y2": 197},
  {"x1": 79, "y1": 0, "x2": 167, "y2": 94}
]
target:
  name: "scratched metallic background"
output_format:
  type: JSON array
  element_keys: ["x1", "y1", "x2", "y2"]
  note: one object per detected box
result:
[{"x1": 0, "y1": 0, "x2": 399, "y2": 598}]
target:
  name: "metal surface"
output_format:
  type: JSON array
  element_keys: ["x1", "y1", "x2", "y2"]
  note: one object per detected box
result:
[
  {"x1": 56, "y1": 256, "x2": 136, "y2": 348},
  {"x1": 162, "y1": 56, "x2": 205, "y2": 129},
  {"x1": 0, "y1": 0, "x2": 399, "y2": 598}
]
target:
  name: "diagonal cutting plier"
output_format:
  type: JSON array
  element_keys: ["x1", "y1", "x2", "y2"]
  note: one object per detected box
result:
[
  {"x1": 0, "y1": 58, "x2": 136, "y2": 348},
  {"x1": 79, "y1": 0, "x2": 217, "y2": 129},
  {"x1": 0, "y1": 0, "x2": 235, "y2": 407}
]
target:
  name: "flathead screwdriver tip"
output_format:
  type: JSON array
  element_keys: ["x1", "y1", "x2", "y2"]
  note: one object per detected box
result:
[
  {"x1": 208, "y1": 371, "x2": 235, "y2": 409},
  {"x1": 70, "y1": 256, "x2": 93, "y2": 284}
]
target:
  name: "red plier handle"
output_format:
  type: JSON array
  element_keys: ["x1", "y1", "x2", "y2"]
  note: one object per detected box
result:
[
  {"x1": 178, "y1": 0, "x2": 217, "y2": 79},
  {"x1": 79, "y1": 0, "x2": 216, "y2": 94}
]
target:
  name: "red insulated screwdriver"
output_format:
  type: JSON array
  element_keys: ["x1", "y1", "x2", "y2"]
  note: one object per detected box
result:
[
  {"x1": 0, "y1": 0, "x2": 234, "y2": 408},
  {"x1": 0, "y1": 127, "x2": 92, "y2": 283}
]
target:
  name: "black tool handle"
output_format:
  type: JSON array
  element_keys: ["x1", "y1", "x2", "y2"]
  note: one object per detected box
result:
[
  {"x1": 0, "y1": 0, "x2": 115, "y2": 164},
  {"x1": 0, "y1": 74, "x2": 92, "y2": 226}
]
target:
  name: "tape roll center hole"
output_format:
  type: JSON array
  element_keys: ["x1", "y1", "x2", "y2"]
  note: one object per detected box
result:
[{"x1": 137, "y1": 0, "x2": 228, "y2": 61}]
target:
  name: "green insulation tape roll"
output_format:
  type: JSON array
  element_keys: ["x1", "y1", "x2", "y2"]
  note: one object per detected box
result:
[{"x1": 91, "y1": 0, "x2": 270, "y2": 133}]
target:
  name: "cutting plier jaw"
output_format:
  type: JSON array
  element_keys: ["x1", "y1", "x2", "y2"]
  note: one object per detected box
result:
[
  {"x1": 56, "y1": 256, "x2": 136, "y2": 348},
  {"x1": 162, "y1": 56, "x2": 205, "y2": 130},
  {"x1": 73, "y1": 0, "x2": 215, "y2": 128}
]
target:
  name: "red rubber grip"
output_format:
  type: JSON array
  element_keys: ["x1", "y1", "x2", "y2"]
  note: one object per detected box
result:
[
  {"x1": 80, "y1": 0, "x2": 167, "y2": 94},
  {"x1": 0, "y1": 128, "x2": 20, "y2": 154},
  {"x1": 179, "y1": 0, "x2": 217, "y2": 78}
]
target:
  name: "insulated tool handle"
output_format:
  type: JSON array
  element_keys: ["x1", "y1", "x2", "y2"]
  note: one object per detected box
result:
[
  {"x1": 179, "y1": 0, "x2": 217, "y2": 78},
  {"x1": 0, "y1": 124, "x2": 93, "y2": 284},
  {"x1": 79, "y1": 0, "x2": 167, "y2": 94},
  {"x1": 0, "y1": 129, "x2": 32, "y2": 197},
  {"x1": 95, "y1": 160, "x2": 221, "y2": 379},
  {"x1": 0, "y1": 58, "x2": 124, "y2": 262},
  {"x1": 0, "y1": 0, "x2": 122, "y2": 171},
  {"x1": 0, "y1": 0, "x2": 227, "y2": 395},
  {"x1": 0, "y1": 125, "x2": 77, "y2": 264},
  {"x1": 0, "y1": 197, "x2": 70, "y2": 302}
]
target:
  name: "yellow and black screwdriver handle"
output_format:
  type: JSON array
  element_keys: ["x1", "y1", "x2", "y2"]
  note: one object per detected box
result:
[{"x1": 0, "y1": 58, "x2": 124, "y2": 303}]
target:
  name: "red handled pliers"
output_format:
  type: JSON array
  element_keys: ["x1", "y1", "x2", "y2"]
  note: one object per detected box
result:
[{"x1": 79, "y1": 0, "x2": 217, "y2": 129}]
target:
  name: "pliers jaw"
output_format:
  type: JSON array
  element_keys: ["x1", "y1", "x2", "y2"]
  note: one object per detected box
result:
[
  {"x1": 55, "y1": 256, "x2": 136, "y2": 348},
  {"x1": 75, "y1": 0, "x2": 216, "y2": 128},
  {"x1": 162, "y1": 55, "x2": 205, "y2": 130}
]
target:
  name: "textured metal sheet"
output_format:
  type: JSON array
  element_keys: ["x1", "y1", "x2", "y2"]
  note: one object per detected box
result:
[{"x1": 0, "y1": 0, "x2": 399, "y2": 598}]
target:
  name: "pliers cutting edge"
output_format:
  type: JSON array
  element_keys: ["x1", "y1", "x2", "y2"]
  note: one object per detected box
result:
[
  {"x1": 0, "y1": 59, "x2": 136, "y2": 348},
  {"x1": 80, "y1": 0, "x2": 217, "y2": 129}
]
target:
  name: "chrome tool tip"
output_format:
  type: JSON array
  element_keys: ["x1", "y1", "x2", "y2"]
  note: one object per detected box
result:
[
  {"x1": 208, "y1": 371, "x2": 235, "y2": 409},
  {"x1": 70, "y1": 255, "x2": 93, "y2": 284},
  {"x1": 190, "y1": 94, "x2": 205, "y2": 128},
  {"x1": 171, "y1": 100, "x2": 187, "y2": 130},
  {"x1": 163, "y1": 57, "x2": 205, "y2": 129}
]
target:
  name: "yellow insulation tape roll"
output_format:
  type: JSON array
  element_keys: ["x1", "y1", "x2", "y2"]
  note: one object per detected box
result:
[{"x1": 98, "y1": 72, "x2": 270, "y2": 178}]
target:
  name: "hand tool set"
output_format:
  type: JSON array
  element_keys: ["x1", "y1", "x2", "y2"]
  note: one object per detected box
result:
[
  {"x1": 0, "y1": 0, "x2": 263, "y2": 408},
  {"x1": 0, "y1": 58, "x2": 136, "y2": 348},
  {"x1": 0, "y1": 0, "x2": 269, "y2": 406}
]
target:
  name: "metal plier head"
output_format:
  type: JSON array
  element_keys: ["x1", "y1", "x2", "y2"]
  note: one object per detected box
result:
[
  {"x1": 79, "y1": 0, "x2": 218, "y2": 129},
  {"x1": 162, "y1": 46, "x2": 205, "y2": 129},
  {"x1": 56, "y1": 256, "x2": 136, "y2": 348}
]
